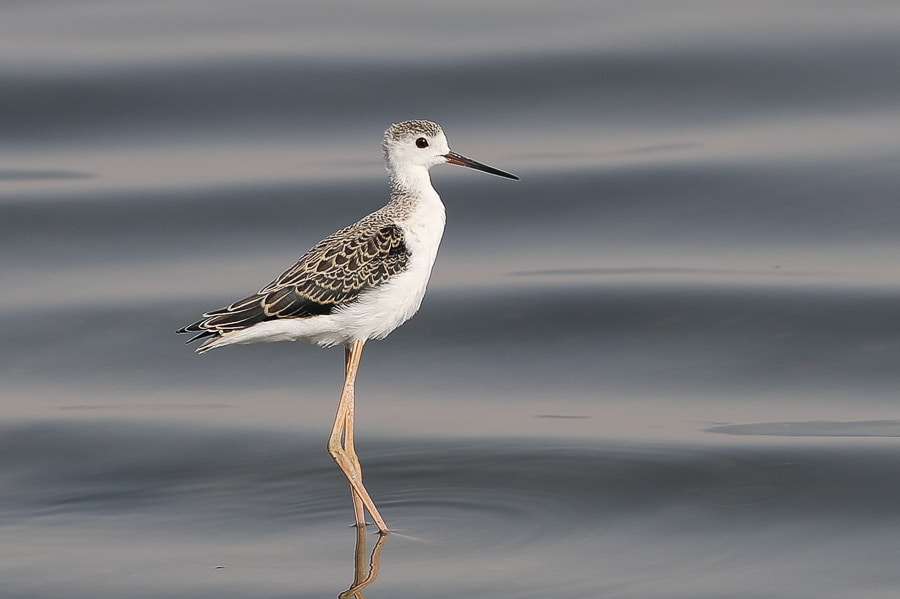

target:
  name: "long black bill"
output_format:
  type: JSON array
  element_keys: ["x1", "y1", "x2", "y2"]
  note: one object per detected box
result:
[{"x1": 445, "y1": 151, "x2": 519, "y2": 180}]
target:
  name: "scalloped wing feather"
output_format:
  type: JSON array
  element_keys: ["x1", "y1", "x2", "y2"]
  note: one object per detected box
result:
[{"x1": 179, "y1": 224, "x2": 410, "y2": 339}]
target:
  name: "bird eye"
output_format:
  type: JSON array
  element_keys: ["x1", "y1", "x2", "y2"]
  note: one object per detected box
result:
[{"x1": 415, "y1": 137, "x2": 429, "y2": 149}]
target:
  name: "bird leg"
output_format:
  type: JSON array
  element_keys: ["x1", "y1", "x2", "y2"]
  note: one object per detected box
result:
[
  {"x1": 343, "y1": 344, "x2": 365, "y2": 526},
  {"x1": 328, "y1": 339, "x2": 389, "y2": 533}
]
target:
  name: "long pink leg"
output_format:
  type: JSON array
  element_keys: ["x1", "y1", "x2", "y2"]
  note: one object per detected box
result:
[
  {"x1": 343, "y1": 344, "x2": 365, "y2": 525},
  {"x1": 327, "y1": 339, "x2": 389, "y2": 533}
]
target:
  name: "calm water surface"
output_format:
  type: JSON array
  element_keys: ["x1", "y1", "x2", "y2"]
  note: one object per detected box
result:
[{"x1": 2, "y1": 2, "x2": 900, "y2": 598}]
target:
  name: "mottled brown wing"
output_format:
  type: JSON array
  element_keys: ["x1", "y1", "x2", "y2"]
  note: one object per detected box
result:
[{"x1": 178, "y1": 224, "x2": 409, "y2": 338}]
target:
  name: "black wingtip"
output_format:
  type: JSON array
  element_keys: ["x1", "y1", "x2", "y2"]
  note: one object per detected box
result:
[
  {"x1": 176, "y1": 322, "x2": 199, "y2": 335},
  {"x1": 186, "y1": 331, "x2": 216, "y2": 345},
  {"x1": 176, "y1": 321, "x2": 218, "y2": 348}
]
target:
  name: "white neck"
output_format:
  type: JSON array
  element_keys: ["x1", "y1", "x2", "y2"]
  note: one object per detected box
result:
[{"x1": 388, "y1": 162, "x2": 437, "y2": 198}]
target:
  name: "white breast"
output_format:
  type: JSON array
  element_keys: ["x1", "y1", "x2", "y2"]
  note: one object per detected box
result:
[{"x1": 331, "y1": 191, "x2": 447, "y2": 343}]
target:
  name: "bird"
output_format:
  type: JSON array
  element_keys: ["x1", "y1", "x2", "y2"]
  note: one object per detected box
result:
[{"x1": 177, "y1": 120, "x2": 518, "y2": 533}]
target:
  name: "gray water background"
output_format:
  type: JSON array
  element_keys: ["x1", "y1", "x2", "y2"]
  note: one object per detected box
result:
[{"x1": 2, "y1": 2, "x2": 900, "y2": 597}]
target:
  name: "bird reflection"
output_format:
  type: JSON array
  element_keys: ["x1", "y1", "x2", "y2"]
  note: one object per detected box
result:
[{"x1": 338, "y1": 526, "x2": 387, "y2": 599}]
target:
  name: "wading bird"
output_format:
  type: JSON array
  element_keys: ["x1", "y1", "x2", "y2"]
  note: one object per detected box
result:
[{"x1": 178, "y1": 120, "x2": 518, "y2": 532}]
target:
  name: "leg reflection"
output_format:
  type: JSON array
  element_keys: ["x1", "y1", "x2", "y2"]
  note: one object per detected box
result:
[{"x1": 338, "y1": 524, "x2": 387, "y2": 599}]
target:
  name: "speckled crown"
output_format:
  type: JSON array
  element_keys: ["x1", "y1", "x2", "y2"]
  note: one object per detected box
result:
[{"x1": 384, "y1": 119, "x2": 443, "y2": 142}]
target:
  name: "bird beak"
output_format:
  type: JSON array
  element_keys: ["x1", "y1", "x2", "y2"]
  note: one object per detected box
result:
[{"x1": 444, "y1": 151, "x2": 519, "y2": 180}]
